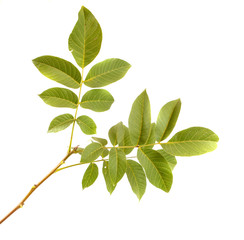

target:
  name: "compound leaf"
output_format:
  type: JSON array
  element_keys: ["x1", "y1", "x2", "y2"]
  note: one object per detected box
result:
[
  {"x1": 129, "y1": 90, "x2": 151, "y2": 146},
  {"x1": 126, "y1": 160, "x2": 146, "y2": 200},
  {"x1": 102, "y1": 161, "x2": 116, "y2": 194},
  {"x1": 84, "y1": 58, "x2": 131, "y2": 88},
  {"x1": 82, "y1": 163, "x2": 99, "y2": 189},
  {"x1": 32, "y1": 55, "x2": 81, "y2": 89},
  {"x1": 81, "y1": 142, "x2": 103, "y2": 163},
  {"x1": 48, "y1": 114, "x2": 74, "y2": 133},
  {"x1": 68, "y1": 6, "x2": 102, "y2": 68},
  {"x1": 156, "y1": 99, "x2": 181, "y2": 141},
  {"x1": 39, "y1": 87, "x2": 78, "y2": 109},
  {"x1": 80, "y1": 89, "x2": 114, "y2": 112},
  {"x1": 137, "y1": 148, "x2": 173, "y2": 192},
  {"x1": 161, "y1": 127, "x2": 219, "y2": 156},
  {"x1": 157, "y1": 149, "x2": 177, "y2": 170},
  {"x1": 76, "y1": 115, "x2": 96, "y2": 135},
  {"x1": 108, "y1": 148, "x2": 126, "y2": 184}
]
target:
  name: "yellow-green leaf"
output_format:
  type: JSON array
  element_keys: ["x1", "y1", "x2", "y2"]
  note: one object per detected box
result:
[
  {"x1": 137, "y1": 148, "x2": 173, "y2": 192},
  {"x1": 126, "y1": 160, "x2": 146, "y2": 200},
  {"x1": 39, "y1": 87, "x2": 78, "y2": 109},
  {"x1": 108, "y1": 122, "x2": 124, "y2": 146},
  {"x1": 119, "y1": 125, "x2": 134, "y2": 155},
  {"x1": 84, "y1": 58, "x2": 131, "y2": 88},
  {"x1": 32, "y1": 55, "x2": 81, "y2": 89},
  {"x1": 102, "y1": 161, "x2": 116, "y2": 194},
  {"x1": 80, "y1": 142, "x2": 103, "y2": 163},
  {"x1": 157, "y1": 149, "x2": 177, "y2": 170},
  {"x1": 92, "y1": 137, "x2": 108, "y2": 146},
  {"x1": 142, "y1": 123, "x2": 156, "y2": 150},
  {"x1": 161, "y1": 127, "x2": 219, "y2": 156},
  {"x1": 108, "y1": 147, "x2": 126, "y2": 184},
  {"x1": 156, "y1": 99, "x2": 181, "y2": 142},
  {"x1": 48, "y1": 114, "x2": 74, "y2": 133},
  {"x1": 82, "y1": 163, "x2": 99, "y2": 189},
  {"x1": 101, "y1": 148, "x2": 109, "y2": 158},
  {"x1": 80, "y1": 89, "x2": 114, "y2": 112},
  {"x1": 128, "y1": 90, "x2": 151, "y2": 145},
  {"x1": 76, "y1": 115, "x2": 96, "y2": 135},
  {"x1": 68, "y1": 6, "x2": 102, "y2": 68}
]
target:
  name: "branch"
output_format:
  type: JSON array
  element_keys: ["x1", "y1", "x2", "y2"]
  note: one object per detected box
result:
[{"x1": 0, "y1": 146, "x2": 79, "y2": 224}]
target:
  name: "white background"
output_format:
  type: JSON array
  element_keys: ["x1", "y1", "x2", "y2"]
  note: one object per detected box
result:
[{"x1": 0, "y1": 0, "x2": 243, "y2": 239}]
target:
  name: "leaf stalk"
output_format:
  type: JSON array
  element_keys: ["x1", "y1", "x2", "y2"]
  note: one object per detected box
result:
[{"x1": 68, "y1": 68, "x2": 84, "y2": 152}]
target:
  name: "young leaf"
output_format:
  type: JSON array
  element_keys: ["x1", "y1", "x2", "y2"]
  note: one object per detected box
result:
[
  {"x1": 161, "y1": 127, "x2": 219, "y2": 156},
  {"x1": 101, "y1": 148, "x2": 109, "y2": 158},
  {"x1": 82, "y1": 163, "x2": 99, "y2": 189},
  {"x1": 76, "y1": 115, "x2": 97, "y2": 135},
  {"x1": 68, "y1": 6, "x2": 102, "y2": 68},
  {"x1": 157, "y1": 149, "x2": 177, "y2": 170},
  {"x1": 74, "y1": 147, "x2": 84, "y2": 155},
  {"x1": 39, "y1": 87, "x2": 78, "y2": 109},
  {"x1": 137, "y1": 148, "x2": 173, "y2": 192},
  {"x1": 102, "y1": 161, "x2": 116, "y2": 194},
  {"x1": 142, "y1": 123, "x2": 156, "y2": 149},
  {"x1": 84, "y1": 58, "x2": 131, "y2": 88},
  {"x1": 32, "y1": 55, "x2": 81, "y2": 89},
  {"x1": 128, "y1": 90, "x2": 151, "y2": 146},
  {"x1": 108, "y1": 122, "x2": 124, "y2": 146},
  {"x1": 92, "y1": 137, "x2": 108, "y2": 146},
  {"x1": 108, "y1": 147, "x2": 126, "y2": 184},
  {"x1": 155, "y1": 99, "x2": 181, "y2": 142},
  {"x1": 119, "y1": 125, "x2": 134, "y2": 155},
  {"x1": 80, "y1": 142, "x2": 103, "y2": 163},
  {"x1": 48, "y1": 114, "x2": 74, "y2": 133},
  {"x1": 126, "y1": 160, "x2": 146, "y2": 200},
  {"x1": 80, "y1": 89, "x2": 114, "y2": 112}
]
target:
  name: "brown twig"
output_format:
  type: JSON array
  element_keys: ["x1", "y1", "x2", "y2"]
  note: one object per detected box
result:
[{"x1": 0, "y1": 146, "x2": 79, "y2": 224}]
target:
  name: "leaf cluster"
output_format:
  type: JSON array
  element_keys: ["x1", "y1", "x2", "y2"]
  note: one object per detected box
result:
[{"x1": 33, "y1": 6, "x2": 219, "y2": 200}]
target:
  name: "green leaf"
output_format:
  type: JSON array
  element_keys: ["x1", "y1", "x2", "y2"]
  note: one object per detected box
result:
[
  {"x1": 101, "y1": 148, "x2": 109, "y2": 158},
  {"x1": 137, "y1": 148, "x2": 173, "y2": 192},
  {"x1": 32, "y1": 55, "x2": 81, "y2": 89},
  {"x1": 68, "y1": 6, "x2": 102, "y2": 68},
  {"x1": 161, "y1": 127, "x2": 219, "y2": 156},
  {"x1": 102, "y1": 161, "x2": 116, "y2": 194},
  {"x1": 143, "y1": 123, "x2": 156, "y2": 149},
  {"x1": 80, "y1": 142, "x2": 103, "y2": 163},
  {"x1": 48, "y1": 114, "x2": 74, "y2": 133},
  {"x1": 76, "y1": 115, "x2": 96, "y2": 135},
  {"x1": 108, "y1": 122, "x2": 124, "y2": 146},
  {"x1": 80, "y1": 89, "x2": 114, "y2": 112},
  {"x1": 157, "y1": 149, "x2": 177, "y2": 170},
  {"x1": 126, "y1": 160, "x2": 146, "y2": 200},
  {"x1": 82, "y1": 163, "x2": 99, "y2": 189},
  {"x1": 128, "y1": 90, "x2": 151, "y2": 146},
  {"x1": 84, "y1": 58, "x2": 131, "y2": 88},
  {"x1": 108, "y1": 148, "x2": 126, "y2": 184},
  {"x1": 119, "y1": 125, "x2": 134, "y2": 155},
  {"x1": 39, "y1": 87, "x2": 78, "y2": 109},
  {"x1": 155, "y1": 99, "x2": 181, "y2": 142},
  {"x1": 92, "y1": 137, "x2": 108, "y2": 146}
]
